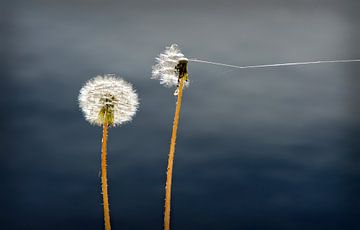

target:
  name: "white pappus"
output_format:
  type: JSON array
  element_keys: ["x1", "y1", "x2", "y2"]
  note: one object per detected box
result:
[
  {"x1": 152, "y1": 44, "x2": 189, "y2": 89},
  {"x1": 79, "y1": 74, "x2": 139, "y2": 126}
]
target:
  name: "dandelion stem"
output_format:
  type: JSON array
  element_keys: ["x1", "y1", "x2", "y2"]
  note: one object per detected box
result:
[
  {"x1": 164, "y1": 77, "x2": 185, "y2": 230},
  {"x1": 101, "y1": 117, "x2": 111, "y2": 230}
]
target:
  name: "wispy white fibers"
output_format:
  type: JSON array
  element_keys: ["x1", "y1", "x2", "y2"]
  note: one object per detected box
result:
[
  {"x1": 79, "y1": 74, "x2": 139, "y2": 126},
  {"x1": 189, "y1": 58, "x2": 360, "y2": 70},
  {"x1": 152, "y1": 44, "x2": 189, "y2": 88}
]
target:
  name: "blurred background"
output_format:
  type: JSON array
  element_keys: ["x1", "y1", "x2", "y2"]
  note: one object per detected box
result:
[{"x1": 1, "y1": 0, "x2": 360, "y2": 229}]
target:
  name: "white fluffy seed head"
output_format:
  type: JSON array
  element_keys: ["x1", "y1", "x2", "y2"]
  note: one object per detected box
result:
[
  {"x1": 79, "y1": 75, "x2": 139, "y2": 126},
  {"x1": 151, "y1": 44, "x2": 189, "y2": 88}
]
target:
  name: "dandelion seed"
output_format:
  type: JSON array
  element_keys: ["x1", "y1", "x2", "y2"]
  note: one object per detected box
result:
[
  {"x1": 152, "y1": 44, "x2": 189, "y2": 94},
  {"x1": 152, "y1": 44, "x2": 189, "y2": 230},
  {"x1": 79, "y1": 74, "x2": 139, "y2": 230}
]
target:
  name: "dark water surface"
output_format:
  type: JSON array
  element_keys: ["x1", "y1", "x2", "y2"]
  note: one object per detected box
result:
[{"x1": 1, "y1": 0, "x2": 360, "y2": 229}]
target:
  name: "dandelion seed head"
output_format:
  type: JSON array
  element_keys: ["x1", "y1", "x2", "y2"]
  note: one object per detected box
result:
[
  {"x1": 152, "y1": 44, "x2": 190, "y2": 88},
  {"x1": 79, "y1": 74, "x2": 139, "y2": 126}
]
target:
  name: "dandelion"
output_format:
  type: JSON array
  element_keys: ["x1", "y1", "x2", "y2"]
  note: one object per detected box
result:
[
  {"x1": 152, "y1": 44, "x2": 189, "y2": 230},
  {"x1": 79, "y1": 74, "x2": 139, "y2": 230},
  {"x1": 151, "y1": 43, "x2": 360, "y2": 230}
]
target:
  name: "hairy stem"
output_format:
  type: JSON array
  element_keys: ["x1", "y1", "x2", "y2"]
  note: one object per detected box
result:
[
  {"x1": 101, "y1": 118, "x2": 111, "y2": 230},
  {"x1": 164, "y1": 77, "x2": 185, "y2": 230}
]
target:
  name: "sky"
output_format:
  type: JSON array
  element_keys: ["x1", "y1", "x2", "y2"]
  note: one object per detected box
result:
[{"x1": 1, "y1": 0, "x2": 360, "y2": 229}]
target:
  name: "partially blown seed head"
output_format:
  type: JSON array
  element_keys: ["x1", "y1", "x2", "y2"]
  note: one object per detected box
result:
[
  {"x1": 152, "y1": 44, "x2": 189, "y2": 88},
  {"x1": 79, "y1": 75, "x2": 139, "y2": 126}
]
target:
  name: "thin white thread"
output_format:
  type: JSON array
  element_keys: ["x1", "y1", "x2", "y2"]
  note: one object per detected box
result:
[{"x1": 189, "y1": 58, "x2": 360, "y2": 70}]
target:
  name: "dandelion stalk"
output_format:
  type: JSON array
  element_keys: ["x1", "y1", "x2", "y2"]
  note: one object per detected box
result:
[
  {"x1": 79, "y1": 75, "x2": 139, "y2": 230},
  {"x1": 101, "y1": 113, "x2": 111, "y2": 230},
  {"x1": 164, "y1": 72, "x2": 186, "y2": 230}
]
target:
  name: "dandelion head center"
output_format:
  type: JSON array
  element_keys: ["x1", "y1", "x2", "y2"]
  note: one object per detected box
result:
[
  {"x1": 175, "y1": 59, "x2": 188, "y2": 79},
  {"x1": 98, "y1": 93, "x2": 117, "y2": 126},
  {"x1": 100, "y1": 93, "x2": 117, "y2": 107}
]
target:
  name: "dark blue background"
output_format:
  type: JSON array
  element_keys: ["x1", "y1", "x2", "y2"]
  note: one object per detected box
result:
[{"x1": 1, "y1": 0, "x2": 360, "y2": 229}]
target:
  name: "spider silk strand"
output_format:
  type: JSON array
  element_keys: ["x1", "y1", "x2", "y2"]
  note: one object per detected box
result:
[{"x1": 189, "y1": 58, "x2": 360, "y2": 70}]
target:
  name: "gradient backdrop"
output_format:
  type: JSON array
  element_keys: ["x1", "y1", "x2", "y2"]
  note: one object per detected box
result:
[{"x1": 1, "y1": 0, "x2": 360, "y2": 229}]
